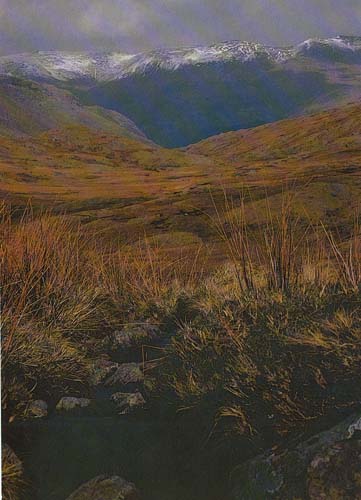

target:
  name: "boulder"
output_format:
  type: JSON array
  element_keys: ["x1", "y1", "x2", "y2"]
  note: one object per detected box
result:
[
  {"x1": 66, "y1": 475, "x2": 140, "y2": 500},
  {"x1": 28, "y1": 399, "x2": 48, "y2": 418},
  {"x1": 308, "y1": 438, "x2": 361, "y2": 499},
  {"x1": 231, "y1": 411, "x2": 361, "y2": 500},
  {"x1": 111, "y1": 391, "x2": 146, "y2": 415},
  {"x1": 104, "y1": 363, "x2": 144, "y2": 387},
  {"x1": 56, "y1": 397, "x2": 92, "y2": 411},
  {"x1": 109, "y1": 323, "x2": 160, "y2": 351}
]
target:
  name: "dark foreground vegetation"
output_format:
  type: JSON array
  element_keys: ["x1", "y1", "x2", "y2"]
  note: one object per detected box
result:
[{"x1": 2, "y1": 197, "x2": 361, "y2": 499}]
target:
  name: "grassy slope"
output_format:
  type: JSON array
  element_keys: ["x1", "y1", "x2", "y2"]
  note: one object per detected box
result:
[
  {"x1": 0, "y1": 77, "x2": 148, "y2": 141},
  {"x1": 0, "y1": 102, "x2": 361, "y2": 250}
]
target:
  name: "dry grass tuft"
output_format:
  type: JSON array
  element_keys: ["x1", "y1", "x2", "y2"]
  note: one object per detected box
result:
[{"x1": 2, "y1": 444, "x2": 24, "y2": 500}]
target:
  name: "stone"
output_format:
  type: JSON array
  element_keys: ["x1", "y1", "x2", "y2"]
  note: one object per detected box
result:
[
  {"x1": 308, "y1": 439, "x2": 361, "y2": 499},
  {"x1": 111, "y1": 391, "x2": 146, "y2": 415},
  {"x1": 66, "y1": 474, "x2": 140, "y2": 500},
  {"x1": 231, "y1": 411, "x2": 361, "y2": 500},
  {"x1": 109, "y1": 323, "x2": 160, "y2": 351},
  {"x1": 91, "y1": 358, "x2": 119, "y2": 386},
  {"x1": 56, "y1": 397, "x2": 92, "y2": 411},
  {"x1": 28, "y1": 399, "x2": 48, "y2": 418},
  {"x1": 104, "y1": 363, "x2": 144, "y2": 387}
]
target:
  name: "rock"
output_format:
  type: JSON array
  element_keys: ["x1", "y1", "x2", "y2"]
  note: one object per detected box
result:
[
  {"x1": 231, "y1": 411, "x2": 361, "y2": 500},
  {"x1": 111, "y1": 391, "x2": 146, "y2": 415},
  {"x1": 104, "y1": 362, "x2": 144, "y2": 387},
  {"x1": 109, "y1": 323, "x2": 160, "y2": 351},
  {"x1": 308, "y1": 439, "x2": 361, "y2": 499},
  {"x1": 91, "y1": 358, "x2": 119, "y2": 386},
  {"x1": 56, "y1": 397, "x2": 92, "y2": 411},
  {"x1": 28, "y1": 399, "x2": 48, "y2": 418},
  {"x1": 66, "y1": 474, "x2": 140, "y2": 500}
]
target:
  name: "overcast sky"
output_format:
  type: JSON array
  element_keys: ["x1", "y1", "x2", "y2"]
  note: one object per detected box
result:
[{"x1": 0, "y1": 0, "x2": 360, "y2": 55}]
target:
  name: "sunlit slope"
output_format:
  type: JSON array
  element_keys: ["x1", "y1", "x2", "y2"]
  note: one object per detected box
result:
[
  {"x1": 0, "y1": 125, "x2": 217, "y2": 206},
  {"x1": 0, "y1": 77, "x2": 148, "y2": 141},
  {"x1": 187, "y1": 102, "x2": 361, "y2": 163},
  {"x1": 1, "y1": 102, "x2": 361, "y2": 247}
]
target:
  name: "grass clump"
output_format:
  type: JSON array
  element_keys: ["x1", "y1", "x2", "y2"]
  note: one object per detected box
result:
[
  {"x1": 1, "y1": 205, "x2": 98, "y2": 421},
  {"x1": 155, "y1": 196, "x2": 361, "y2": 449},
  {"x1": 2, "y1": 444, "x2": 24, "y2": 500},
  {"x1": 159, "y1": 286, "x2": 361, "y2": 442}
]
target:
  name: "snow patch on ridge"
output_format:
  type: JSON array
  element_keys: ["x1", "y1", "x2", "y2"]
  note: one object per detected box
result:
[{"x1": 0, "y1": 36, "x2": 360, "y2": 83}]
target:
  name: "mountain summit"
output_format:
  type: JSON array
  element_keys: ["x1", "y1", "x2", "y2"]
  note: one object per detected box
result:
[
  {"x1": 1, "y1": 36, "x2": 360, "y2": 82},
  {"x1": 1, "y1": 35, "x2": 360, "y2": 147}
]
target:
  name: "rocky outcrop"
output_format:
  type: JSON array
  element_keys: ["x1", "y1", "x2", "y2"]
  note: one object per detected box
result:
[
  {"x1": 27, "y1": 399, "x2": 48, "y2": 418},
  {"x1": 111, "y1": 391, "x2": 146, "y2": 415},
  {"x1": 66, "y1": 475, "x2": 140, "y2": 500},
  {"x1": 231, "y1": 412, "x2": 361, "y2": 500},
  {"x1": 56, "y1": 397, "x2": 92, "y2": 411}
]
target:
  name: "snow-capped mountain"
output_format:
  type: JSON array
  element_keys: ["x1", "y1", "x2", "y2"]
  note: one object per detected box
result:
[
  {"x1": 0, "y1": 35, "x2": 360, "y2": 147},
  {"x1": 1, "y1": 36, "x2": 360, "y2": 82}
]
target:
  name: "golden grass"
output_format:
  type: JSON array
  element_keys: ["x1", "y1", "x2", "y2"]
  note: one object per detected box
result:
[
  {"x1": 1, "y1": 191, "x2": 361, "y2": 461},
  {"x1": 2, "y1": 445, "x2": 24, "y2": 500},
  {"x1": 1, "y1": 204, "x2": 98, "y2": 420}
]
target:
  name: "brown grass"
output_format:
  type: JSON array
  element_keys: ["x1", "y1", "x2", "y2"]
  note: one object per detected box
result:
[
  {"x1": 156, "y1": 193, "x2": 361, "y2": 446},
  {"x1": 1, "y1": 192, "x2": 361, "y2": 485},
  {"x1": 2, "y1": 445, "x2": 24, "y2": 500},
  {"x1": 1, "y1": 204, "x2": 98, "y2": 420}
]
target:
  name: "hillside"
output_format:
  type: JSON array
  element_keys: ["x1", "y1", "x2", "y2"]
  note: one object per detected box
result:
[
  {"x1": 1, "y1": 37, "x2": 360, "y2": 146},
  {"x1": 188, "y1": 102, "x2": 361, "y2": 162},
  {"x1": 0, "y1": 77, "x2": 148, "y2": 141},
  {"x1": 1, "y1": 102, "x2": 361, "y2": 250}
]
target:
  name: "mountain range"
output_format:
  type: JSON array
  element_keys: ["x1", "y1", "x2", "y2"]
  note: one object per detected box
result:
[{"x1": 1, "y1": 36, "x2": 361, "y2": 146}]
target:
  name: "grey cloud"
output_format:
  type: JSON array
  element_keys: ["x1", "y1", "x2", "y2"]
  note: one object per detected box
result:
[{"x1": 0, "y1": 0, "x2": 360, "y2": 55}]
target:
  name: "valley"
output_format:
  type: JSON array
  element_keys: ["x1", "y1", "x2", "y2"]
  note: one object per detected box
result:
[
  {"x1": 2, "y1": 33, "x2": 361, "y2": 500},
  {"x1": 1, "y1": 36, "x2": 361, "y2": 147},
  {"x1": 1, "y1": 98, "x2": 361, "y2": 252}
]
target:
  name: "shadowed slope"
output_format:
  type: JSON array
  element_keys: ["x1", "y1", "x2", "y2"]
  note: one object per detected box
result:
[{"x1": 0, "y1": 77, "x2": 149, "y2": 142}]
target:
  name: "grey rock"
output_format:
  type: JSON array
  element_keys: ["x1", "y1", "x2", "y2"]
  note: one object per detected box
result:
[
  {"x1": 91, "y1": 358, "x2": 119, "y2": 386},
  {"x1": 56, "y1": 397, "x2": 92, "y2": 411},
  {"x1": 104, "y1": 362, "x2": 144, "y2": 387},
  {"x1": 109, "y1": 323, "x2": 160, "y2": 350},
  {"x1": 231, "y1": 411, "x2": 361, "y2": 500},
  {"x1": 111, "y1": 391, "x2": 146, "y2": 415},
  {"x1": 66, "y1": 474, "x2": 140, "y2": 500},
  {"x1": 28, "y1": 399, "x2": 48, "y2": 418}
]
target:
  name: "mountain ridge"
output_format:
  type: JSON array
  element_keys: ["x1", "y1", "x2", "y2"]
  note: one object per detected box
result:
[{"x1": 0, "y1": 35, "x2": 360, "y2": 82}]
